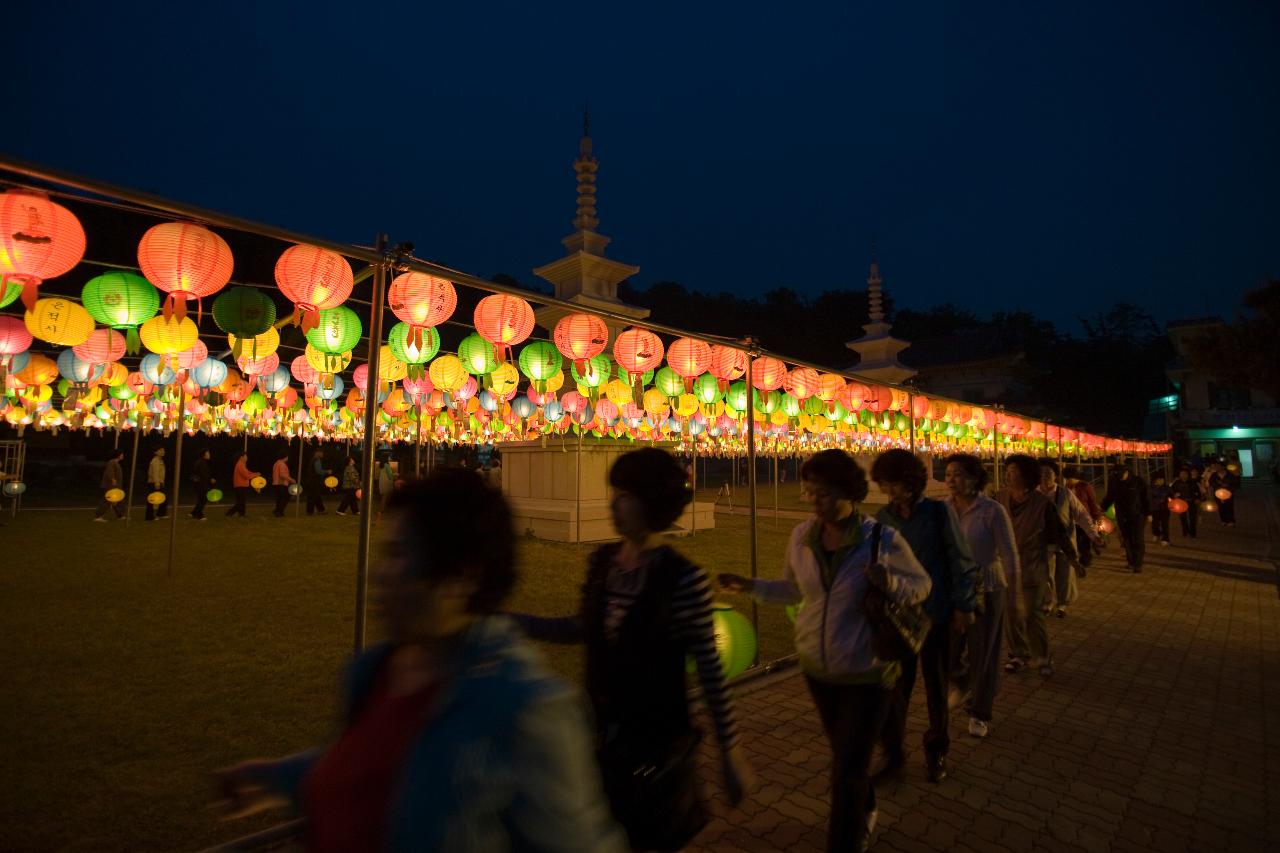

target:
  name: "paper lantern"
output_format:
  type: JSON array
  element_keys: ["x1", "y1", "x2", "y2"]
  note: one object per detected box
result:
[
  {"x1": 749, "y1": 356, "x2": 787, "y2": 392},
  {"x1": 137, "y1": 222, "x2": 233, "y2": 319},
  {"x1": 388, "y1": 272, "x2": 456, "y2": 344},
  {"x1": 305, "y1": 342, "x2": 351, "y2": 376},
  {"x1": 323, "y1": 476, "x2": 339, "y2": 489},
  {"x1": 1225, "y1": 463, "x2": 1240, "y2": 474},
  {"x1": 458, "y1": 334, "x2": 498, "y2": 376},
  {"x1": 288, "y1": 483, "x2": 302, "y2": 496},
  {"x1": 1168, "y1": 498, "x2": 1189, "y2": 514},
  {"x1": 783, "y1": 367, "x2": 821, "y2": 400},
  {"x1": 250, "y1": 476, "x2": 267, "y2": 491},
  {"x1": 306, "y1": 306, "x2": 362, "y2": 355},
  {"x1": 73, "y1": 329, "x2": 127, "y2": 365},
  {"x1": 0, "y1": 278, "x2": 19, "y2": 309},
  {"x1": 709, "y1": 345, "x2": 746, "y2": 388},
  {"x1": 428, "y1": 355, "x2": 468, "y2": 393},
  {"x1": 685, "y1": 604, "x2": 757, "y2": 679},
  {"x1": 80, "y1": 271, "x2": 159, "y2": 353},
  {"x1": 552, "y1": 313, "x2": 608, "y2": 373},
  {"x1": 274, "y1": 244, "x2": 354, "y2": 332},
  {"x1": 518, "y1": 341, "x2": 564, "y2": 392},
  {"x1": 213, "y1": 286, "x2": 277, "y2": 346},
  {"x1": 474, "y1": 294, "x2": 534, "y2": 361},
  {"x1": 387, "y1": 322, "x2": 440, "y2": 366},
  {"x1": 147, "y1": 491, "x2": 166, "y2": 506},
  {"x1": 0, "y1": 190, "x2": 87, "y2": 310},
  {"x1": 227, "y1": 327, "x2": 280, "y2": 362},
  {"x1": 56, "y1": 350, "x2": 106, "y2": 385},
  {"x1": 24, "y1": 298, "x2": 94, "y2": 346},
  {"x1": 570, "y1": 354, "x2": 611, "y2": 391},
  {"x1": 140, "y1": 316, "x2": 199, "y2": 361},
  {"x1": 191, "y1": 358, "x2": 229, "y2": 389},
  {"x1": 667, "y1": 338, "x2": 712, "y2": 392},
  {"x1": 1214, "y1": 488, "x2": 1232, "y2": 501},
  {"x1": 207, "y1": 489, "x2": 224, "y2": 502},
  {"x1": 1201, "y1": 500, "x2": 1218, "y2": 514},
  {"x1": 0, "y1": 315, "x2": 33, "y2": 379},
  {"x1": 614, "y1": 328, "x2": 664, "y2": 376},
  {"x1": 104, "y1": 488, "x2": 125, "y2": 503},
  {"x1": 3, "y1": 481, "x2": 27, "y2": 497}
]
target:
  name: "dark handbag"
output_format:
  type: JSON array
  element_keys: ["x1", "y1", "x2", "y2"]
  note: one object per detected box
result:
[
  {"x1": 862, "y1": 523, "x2": 933, "y2": 661},
  {"x1": 598, "y1": 728, "x2": 706, "y2": 851}
]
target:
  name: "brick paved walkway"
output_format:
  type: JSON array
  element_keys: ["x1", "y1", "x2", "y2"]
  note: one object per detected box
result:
[{"x1": 690, "y1": 487, "x2": 1280, "y2": 852}]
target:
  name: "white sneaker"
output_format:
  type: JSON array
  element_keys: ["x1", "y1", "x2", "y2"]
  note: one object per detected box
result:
[
  {"x1": 968, "y1": 717, "x2": 989, "y2": 738},
  {"x1": 93, "y1": 517, "x2": 107, "y2": 523},
  {"x1": 866, "y1": 808, "x2": 878, "y2": 835}
]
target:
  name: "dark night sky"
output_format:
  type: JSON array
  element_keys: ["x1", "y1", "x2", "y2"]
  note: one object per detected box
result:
[{"x1": 8, "y1": 2, "x2": 1279, "y2": 329}]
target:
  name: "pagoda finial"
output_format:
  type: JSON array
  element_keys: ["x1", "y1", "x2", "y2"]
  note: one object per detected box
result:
[
  {"x1": 572, "y1": 108, "x2": 599, "y2": 232},
  {"x1": 867, "y1": 245, "x2": 885, "y2": 324}
]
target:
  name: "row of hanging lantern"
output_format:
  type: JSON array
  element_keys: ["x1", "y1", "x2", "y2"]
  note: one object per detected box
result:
[{"x1": 0, "y1": 188, "x2": 1171, "y2": 455}]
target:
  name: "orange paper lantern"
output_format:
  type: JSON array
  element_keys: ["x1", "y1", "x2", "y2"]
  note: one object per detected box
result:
[
  {"x1": 473, "y1": 294, "x2": 534, "y2": 361},
  {"x1": 553, "y1": 313, "x2": 609, "y2": 373},
  {"x1": 0, "y1": 191, "x2": 87, "y2": 311},
  {"x1": 137, "y1": 222, "x2": 233, "y2": 320},
  {"x1": 274, "y1": 244, "x2": 354, "y2": 333}
]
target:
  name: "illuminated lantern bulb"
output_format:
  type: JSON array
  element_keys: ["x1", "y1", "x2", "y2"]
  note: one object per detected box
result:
[
  {"x1": 1214, "y1": 488, "x2": 1232, "y2": 501},
  {"x1": 0, "y1": 190, "x2": 86, "y2": 310},
  {"x1": 274, "y1": 244, "x2": 354, "y2": 332}
]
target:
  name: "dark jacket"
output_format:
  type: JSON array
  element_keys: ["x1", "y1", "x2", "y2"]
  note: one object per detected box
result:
[
  {"x1": 1149, "y1": 483, "x2": 1171, "y2": 514},
  {"x1": 877, "y1": 496, "x2": 980, "y2": 623},
  {"x1": 1169, "y1": 477, "x2": 1202, "y2": 507},
  {"x1": 192, "y1": 458, "x2": 213, "y2": 488},
  {"x1": 100, "y1": 459, "x2": 122, "y2": 490},
  {"x1": 1102, "y1": 474, "x2": 1149, "y2": 522}
]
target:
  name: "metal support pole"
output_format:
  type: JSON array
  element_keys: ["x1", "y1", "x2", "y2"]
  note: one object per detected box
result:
[
  {"x1": 773, "y1": 453, "x2": 779, "y2": 529},
  {"x1": 690, "y1": 438, "x2": 697, "y2": 537},
  {"x1": 992, "y1": 408, "x2": 1002, "y2": 491},
  {"x1": 166, "y1": 384, "x2": 187, "y2": 577},
  {"x1": 908, "y1": 389, "x2": 916, "y2": 454},
  {"x1": 353, "y1": 235, "x2": 388, "y2": 654},
  {"x1": 125, "y1": 421, "x2": 142, "y2": 525},
  {"x1": 575, "y1": 424, "x2": 583, "y2": 545},
  {"x1": 745, "y1": 347, "x2": 759, "y2": 666},
  {"x1": 414, "y1": 403, "x2": 423, "y2": 478}
]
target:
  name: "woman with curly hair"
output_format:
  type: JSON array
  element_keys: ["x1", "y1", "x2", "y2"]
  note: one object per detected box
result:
[
  {"x1": 516, "y1": 447, "x2": 753, "y2": 852},
  {"x1": 720, "y1": 449, "x2": 930, "y2": 852}
]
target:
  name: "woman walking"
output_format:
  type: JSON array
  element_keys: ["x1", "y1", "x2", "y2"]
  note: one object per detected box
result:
[
  {"x1": 213, "y1": 470, "x2": 625, "y2": 850},
  {"x1": 190, "y1": 450, "x2": 214, "y2": 520},
  {"x1": 870, "y1": 449, "x2": 979, "y2": 784},
  {"x1": 720, "y1": 449, "x2": 930, "y2": 852},
  {"x1": 516, "y1": 448, "x2": 752, "y2": 852},
  {"x1": 943, "y1": 454, "x2": 1019, "y2": 738},
  {"x1": 336, "y1": 458, "x2": 360, "y2": 516},
  {"x1": 226, "y1": 452, "x2": 260, "y2": 518},
  {"x1": 999, "y1": 454, "x2": 1072, "y2": 676}
]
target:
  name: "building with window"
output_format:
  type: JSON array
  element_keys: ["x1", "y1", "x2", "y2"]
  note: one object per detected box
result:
[{"x1": 1164, "y1": 318, "x2": 1279, "y2": 478}]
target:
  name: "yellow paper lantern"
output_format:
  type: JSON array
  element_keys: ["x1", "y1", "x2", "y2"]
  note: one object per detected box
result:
[
  {"x1": 140, "y1": 316, "x2": 199, "y2": 356},
  {"x1": 250, "y1": 476, "x2": 267, "y2": 491},
  {"x1": 24, "y1": 298, "x2": 94, "y2": 346},
  {"x1": 377, "y1": 347, "x2": 408, "y2": 382},
  {"x1": 604, "y1": 378, "x2": 634, "y2": 408},
  {"x1": 428, "y1": 354, "x2": 468, "y2": 392},
  {"x1": 543, "y1": 370, "x2": 565, "y2": 395},
  {"x1": 324, "y1": 475, "x2": 339, "y2": 488},
  {"x1": 228, "y1": 327, "x2": 280, "y2": 360},
  {"x1": 305, "y1": 343, "x2": 351, "y2": 375},
  {"x1": 105, "y1": 488, "x2": 125, "y2": 503},
  {"x1": 147, "y1": 491, "x2": 166, "y2": 505},
  {"x1": 674, "y1": 394, "x2": 699, "y2": 417},
  {"x1": 487, "y1": 362, "x2": 519, "y2": 396}
]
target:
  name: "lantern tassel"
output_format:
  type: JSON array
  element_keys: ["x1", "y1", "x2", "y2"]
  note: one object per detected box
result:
[{"x1": 18, "y1": 277, "x2": 39, "y2": 312}]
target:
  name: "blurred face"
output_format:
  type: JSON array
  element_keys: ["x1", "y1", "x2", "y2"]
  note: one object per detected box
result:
[
  {"x1": 803, "y1": 479, "x2": 853, "y2": 523},
  {"x1": 610, "y1": 489, "x2": 649, "y2": 539},
  {"x1": 1040, "y1": 466, "x2": 1057, "y2": 490},
  {"x1": 876, "y1": 479, "x2": 912, "y2": 506},
  {"x1": 1005, "y1": 463, "x2": 1026, "y2": 491},
  {"x1": 944, "y1": 462, "x2": 977, "y2": 498},
  {"x1": 1178, "y1": 470, "x2": 1189, "y2": 480},
  {"x1": 373, "y1": 512, "x2": 477, "y2": 644}
]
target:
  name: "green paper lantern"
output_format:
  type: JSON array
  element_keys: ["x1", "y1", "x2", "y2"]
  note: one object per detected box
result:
[
  {"x1": 568, "y1": 352, "x2": 609, "y2": 388},
  {"x1": 242, "y1": 390, "x2": 267, "y2": 415},
  {"x1": 387, "y1": 322, "x2": 440, "y2": 365},
  {"x1": 207, "y1": 489, "x2": 224, "y2": 503},
  {"x1": 519, "y1": 341, "x2": 564, "y2": 388},
  {"x1": 804, "y1": 396, "x2": 828, "y2": 417},
  {"x1": 725, "y1": 381, "x2": 749, "y2": 412},
  {"x1": 617, "y1": 365, "x2": 654, "y2": 386},
  {"x1": 781, "y1": 393, "x2": 802, "y2": 418},
  {"x1": 654, "y1": 366, "x2": 685, "y2": 399},
  {"x1": 753, "y1": 389, "x2": 782, "y2": 414},
  {"x1": 306, "y1": 306, "x2": 362, "y2": 354},
  {"x1": 458, "y1": 333, "x2": 497, "y2": 376},
  {"x1": 685, "y1": 603, "x2": 757, "y2": 679},
  {"x1": 213, "y1": 286, "x2": 277, "y2": 338},
  {"x1": 81, "y1": 271, "x2": 160, "y2": 353},
  {"x1": 1104, "y1": 505, "x2": 1116, "y2": 521},
  {"x1": 692, "y1": 373, "x2": 723, "y2": 404}
]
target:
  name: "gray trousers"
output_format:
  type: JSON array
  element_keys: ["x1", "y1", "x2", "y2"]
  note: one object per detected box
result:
[
  {"x1": 1052, "y1": 550, "x2": 1077, "y2": 609},
  {"x1": 1006, "y1": 575, "x2": 1052, "y2": 662},
  {"x1": 965, "y1": 590, "x2": 1006, "y2": 721}
]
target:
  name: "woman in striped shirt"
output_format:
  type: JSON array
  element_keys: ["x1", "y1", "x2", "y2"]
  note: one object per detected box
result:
[{"x1": 515, "y1": 448, "x2": 753, "y2": 851}]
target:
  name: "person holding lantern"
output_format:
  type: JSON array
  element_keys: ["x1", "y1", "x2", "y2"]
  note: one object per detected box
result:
[
  {"x1": 213, "y1": 469, "x2": 626, "y2": 851},
  {"x1": 145, "y1": 448, "x2": 167, "y2": 521},
  {"x1": 1100, "y1": 463, "x2": 1150, "y2": 571},
  {"x1": 1038, "y1": 459, "x2": 1099, "y2": 618},
  {"x1": 1062, "y1": 466, "x2": 1103, "y2": 567},
  {"x1": 720, "y1": 449, "x2": 932, "y2": 852},
  {"x1": 94, "y1": 449, "x2": 126, "y2": 522},
  {"x1": 1170, "y1": 467, "x2": 1202, "y2": 540},
  {"x1": 190, "y1": 450, "x2": 215, "y2": 521},
  {"x1": 305, "y1": 450, "x2": 329, "y2": 516},
  {"x1": 226, "y1": 452, "x2": 260, "y2": 519},
  {"x1": 336, "y1": 458, "x2": 360, "y2": 515},
  {"x1": 516, "y1": 448, "x2": 753, "y2": 852}
]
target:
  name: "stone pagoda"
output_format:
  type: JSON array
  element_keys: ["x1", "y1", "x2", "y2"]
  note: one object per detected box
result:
[
  {"x1": 532, "y1": 111, "x2": 650, "y2": 340},
  {"x1": 846, "y1": 252, "x2": 916, "y2": 384}
]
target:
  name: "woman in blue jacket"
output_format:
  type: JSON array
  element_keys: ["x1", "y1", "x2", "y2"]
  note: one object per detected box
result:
[{"x1": 214, "y1": 469, "x2": 625, "y2": 852}]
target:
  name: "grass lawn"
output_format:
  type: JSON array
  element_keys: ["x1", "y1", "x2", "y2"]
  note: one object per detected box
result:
[{"x1": 0, "y1": 504, "x2": 796, "y2": 852}]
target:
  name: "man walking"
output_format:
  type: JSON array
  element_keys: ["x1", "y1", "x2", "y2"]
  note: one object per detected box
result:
[
  {"x1": 1038, "y1": 460, "x2": 1099, "y2": 617},
  {"x1": 1101, "y1": 463, "x2": 1149, "y2": 572},
  {"x1": 145, "y1": 448, "x2": 167, "y2": 521},
  {"x1": 190, "y1": 450, "x2": 215, "y2": 520},
  {"x1": 94, "y1": 450, "x2": 126, "y2": 521},
  {"x1": 272, "y1": 451, "x2": 295, "y2": 517}
]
